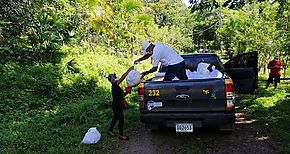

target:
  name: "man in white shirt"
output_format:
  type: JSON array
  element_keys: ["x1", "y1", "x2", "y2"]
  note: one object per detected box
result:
[{"x1": 134, "y1": 41, "x2": 188, "y2": 81}]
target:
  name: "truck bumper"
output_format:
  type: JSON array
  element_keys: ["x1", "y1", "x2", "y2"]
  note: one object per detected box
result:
[{"x1": 140, "y1": 112, "x2": 234, "y2": 128}]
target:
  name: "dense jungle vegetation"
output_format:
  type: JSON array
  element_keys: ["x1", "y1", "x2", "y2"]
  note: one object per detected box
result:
[{"x1": 0, "y1": 0, "x2": 289, "y2": 153}]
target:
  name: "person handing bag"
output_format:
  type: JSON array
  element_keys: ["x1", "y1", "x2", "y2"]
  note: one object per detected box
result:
[
  {"x1": 107, "y1": 65, "x2": 134, "y2": 140},
  {"x1": 126, "y1": 69, "x2": 142, "y2": 87},
  {"x1": 107, "y1": 62, "x2": 142, "y2": 140},
  {"x1": 134, "y1": 41, "x2": 188, "y2": 81}
]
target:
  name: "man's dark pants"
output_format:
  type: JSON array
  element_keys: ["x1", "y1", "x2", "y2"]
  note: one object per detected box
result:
[
  {"x1": 267, "y1": 74, "x2": 281, "y2": 83},
  {"x1": 164, "y1": 61, "x2": 188, "y2": 81}
]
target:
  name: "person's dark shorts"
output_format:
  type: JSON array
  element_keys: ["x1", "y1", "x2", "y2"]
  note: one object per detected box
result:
[
  {"x1": 267, "y1": 74, "x2": 281, "y2": 83},
  {"x1": 164, "y1": 61, "x2": 188, "y2": 81}
]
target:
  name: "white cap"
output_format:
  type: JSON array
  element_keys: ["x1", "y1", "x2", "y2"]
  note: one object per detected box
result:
[
  {"x1": 141, "y1": 41, "x2": 151, "y2": 55},
  {"x1": 274, "y1": 54, "x2": 280, "y2": 60}
]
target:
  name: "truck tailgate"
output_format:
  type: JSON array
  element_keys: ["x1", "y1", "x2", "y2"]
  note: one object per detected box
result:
[{"x1": 143, "y1": 78, "x2": 226, "y2": 112}]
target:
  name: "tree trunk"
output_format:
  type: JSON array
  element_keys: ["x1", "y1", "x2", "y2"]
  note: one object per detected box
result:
[{"x1": 263, "y1": 63, "x2": 267, "y2": 74}]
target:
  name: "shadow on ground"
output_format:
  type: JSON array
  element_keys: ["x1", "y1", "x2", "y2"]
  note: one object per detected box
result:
[{"x1": 118, "y1": 105, "x2": 281, "y2": 154}]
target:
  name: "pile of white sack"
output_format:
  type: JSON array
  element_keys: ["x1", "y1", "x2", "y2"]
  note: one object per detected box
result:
[
  {"x1": 186, "y1": 62, "x2": 223, "y2": 79},
  {"x1": 154, "y1": 62, "x2": 223, "y2": 80}
]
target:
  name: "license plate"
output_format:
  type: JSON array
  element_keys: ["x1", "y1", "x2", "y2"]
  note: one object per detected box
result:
[{"x1": 175, "y1": 123, "x2": 193, "y2": 132}]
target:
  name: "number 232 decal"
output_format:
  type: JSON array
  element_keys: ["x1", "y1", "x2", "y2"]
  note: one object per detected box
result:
[{"x1": 148, "y1": 90, "x2": 160, "y2": 97}]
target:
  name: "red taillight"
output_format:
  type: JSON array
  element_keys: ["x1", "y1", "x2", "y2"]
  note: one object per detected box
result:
[
  {"x1": 225, "y1": 84, "x2": 234, "y2": 94},
  {"x1": 125, "y1": 86, "x2": 132, "y2": 94},
  {"x1": 225, "y1": 78, "x2": 235, "y2": 111},
  {"x1": 138, "y1": 83, "x2": 145, "y2": 110}
]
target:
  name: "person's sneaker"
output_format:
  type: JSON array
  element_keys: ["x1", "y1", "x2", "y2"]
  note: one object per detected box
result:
[
  {"x1": 107, "y1": 131, "x2": 116, "y2": 136},
  {"x1": 119, "y1": 135, "x2": 129, "y2": 140}
]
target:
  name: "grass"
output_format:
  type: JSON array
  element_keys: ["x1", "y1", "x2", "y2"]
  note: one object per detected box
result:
[
  {"x1": 0, "y1": 50, "x2": 146, "y2": 153},
  {"x1": 0, "y1": 92, "x2": 140, "y2": 153},
  {"x1": 239, "y1": 70, "x2": 290, "y2": 152},
  {"x1": 1, "y1": 56, "x2": 289, "y2": 153}
]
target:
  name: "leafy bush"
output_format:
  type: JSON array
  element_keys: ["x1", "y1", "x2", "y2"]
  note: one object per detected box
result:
[
  {"x1": 0, "y1": 62, "x2": 60, "y2": 113},
  {"x1": 0, "y1": 48, "x2": 138, "y2": 152},
  {"x1": 0, "y1": 0, "x2": 88, "y2": 63}
]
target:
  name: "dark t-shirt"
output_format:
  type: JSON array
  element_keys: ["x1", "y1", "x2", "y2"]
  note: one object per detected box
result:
[{"x1": 111, "y1": 82, "x2": 125, "y2": 107}]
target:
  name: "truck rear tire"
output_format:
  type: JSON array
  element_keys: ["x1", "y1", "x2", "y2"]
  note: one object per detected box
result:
[
  {"x1": 145, "y1": 124, "x2": 159, "y2": 132},
  {"x1": 219, "y1": 123, "x2": 234, "y2": 133}
]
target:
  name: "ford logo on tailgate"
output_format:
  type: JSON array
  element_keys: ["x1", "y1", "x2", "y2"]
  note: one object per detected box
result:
[{"x1": 176, "y1": 94, "x2": 190, "y2": 100}]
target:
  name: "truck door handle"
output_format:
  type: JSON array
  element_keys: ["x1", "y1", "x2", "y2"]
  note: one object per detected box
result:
[
  {"x1": 176, "y1": 94, "x2": 190, "y2": 100},
  {"x1": 175, "y1": 86, "x2": 190, "y2": 92}
]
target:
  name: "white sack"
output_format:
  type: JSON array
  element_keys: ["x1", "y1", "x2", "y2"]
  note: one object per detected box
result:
[
  {"x1": 209, "y1": 65, "x2": 223, "y2": 78},
  {"x1": 153, "y1": 62, "x2": 223, "y2": 80},
  {"x1": 197, "y1": 62, "x2": 211, "y2": 77},
  {"x1": 186, "y1": 63, "x2": 223, "y2": 79},
  {"x1": 154, "y1": 72, "x2": 165, "y2": 77},
  {"x1": 186, "y1": 71, "x2": 209, "y2": 79},
  {"x1": 81, "y1": 127, "x2": 101, "y2": 144},
  {"x1": 126, "y1": 70, "x2": 141, "y2": 87}
]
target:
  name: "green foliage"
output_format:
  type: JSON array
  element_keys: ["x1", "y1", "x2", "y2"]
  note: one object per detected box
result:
[
  {"x1": 188, "y1": 1, "x2": 290, "y2": 67},
  {"x1": 190, "y1": 9, "x2": 220, "y2": 49},
  {"x1": 145, "y1": 0, "x2": 195, "y2": 52},
  {"x1": 0, "y1": 95, "x2": 140, "y2": 153},
  {"x1": 0, "y1": 50, "x2": 136, "y2": 152},
  {"x1": 240, "y1": 70, "x2": 290, "y2": 152},
  {"x1": 0, "y1": 63, "x2": 60, "y2": 114},
  {"x1": 134, "y1": 14, "x2": 154, "y2": 26},
  {"x1": 148, "y1": 25, "x2": 195, "y2": 53},
  {"x1": 1, "y1": 0, "x2": 290, "y2": 153},
  {"x1": 0, "y1": 0, "x2": 89, "y2": 63},
  {"x1": 122, "y1": 0, "x2": 143, "y2": 13},
  {"x1": 58, "y1": 45, "x2": 133, "y2": 97},
  {"x1": 276, "y1": 0, "x2": 290, "y2": 53}
]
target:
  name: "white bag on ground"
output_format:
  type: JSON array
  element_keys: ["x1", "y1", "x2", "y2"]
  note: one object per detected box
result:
[
  {"x1": 126, "y1": 70, "x2": 141, "y2": 87},
  {"x1": 81, "y1": 127, "x2": 101, "y2": 144}
]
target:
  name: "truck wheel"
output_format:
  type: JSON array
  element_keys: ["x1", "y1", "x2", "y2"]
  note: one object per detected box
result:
[
  {"x1": 145, "y1": 124, "x2": 159, "y2": 132},
  {"x1": 219, "y1": 123, "x2": 234, "y2": 133}
]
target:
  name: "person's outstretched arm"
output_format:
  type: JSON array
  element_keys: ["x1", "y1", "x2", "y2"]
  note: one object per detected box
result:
[
  {"x1": 140, "y1": 67, "x2": 158, "y2": 79},
  {"x1": 134, "y1": 54, "x2": 151, "y2": 64},
  {"x1": 116, "y1": 66, "x2": 134, "y2": 85}
]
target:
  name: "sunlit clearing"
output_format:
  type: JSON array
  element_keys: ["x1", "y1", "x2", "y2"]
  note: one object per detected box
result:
[
  {"x1": 256, "y1": 136, "x2": 270, "y2": 141},
  {"x1": 235, "y1": 119, "x2": 257, "y2": 124},
  {"x1": 256, "y1": 97, "x2": 276, "y2": 108},
  {"x1": 235, "y1": 112, "x2": 257, "y2": 124}
]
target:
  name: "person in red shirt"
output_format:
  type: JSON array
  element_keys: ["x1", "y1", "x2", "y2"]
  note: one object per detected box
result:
[{"x1": 266, "y1": 54, "x2": 283, "y2": 89}]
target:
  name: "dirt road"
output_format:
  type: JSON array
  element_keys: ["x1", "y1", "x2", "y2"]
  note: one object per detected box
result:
[{"x1": 118, "y1": 106, "x2": 281, "y2": 154}]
